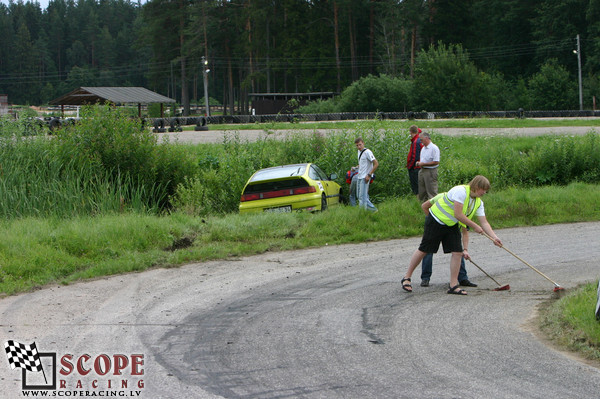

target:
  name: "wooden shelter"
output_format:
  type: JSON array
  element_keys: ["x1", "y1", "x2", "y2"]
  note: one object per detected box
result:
[{"x1": 49, "y1": 87, "x2": 175, "y2": 117}]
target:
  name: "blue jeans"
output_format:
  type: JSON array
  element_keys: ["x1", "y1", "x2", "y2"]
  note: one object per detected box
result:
[
  {"x1": 421, "y1": 253, "x2": 469, "y2": 281},
  {"x1": 357, "y1": 178, "x2": 377, "y2": 211},
  {"x1": 349, "y1": 176, "x2": 358, "y2": 206}
]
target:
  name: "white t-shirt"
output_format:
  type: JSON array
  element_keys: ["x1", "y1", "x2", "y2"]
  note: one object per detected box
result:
[
  {"x1": 431, "y1": 185, "x2": 485, "y2": 225},
  {"x1": 357, "y1": 149, "x2": 376, "y2": 179}
]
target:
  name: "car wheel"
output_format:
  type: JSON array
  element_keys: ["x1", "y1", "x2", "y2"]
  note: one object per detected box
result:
[{"x1": 321, "y1": 194, "x2": 327, "y2": 211}]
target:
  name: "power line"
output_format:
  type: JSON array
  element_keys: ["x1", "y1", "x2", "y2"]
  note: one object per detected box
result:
[{"x1": 0, "y1": 38, "x2": 579, "y2": 86}]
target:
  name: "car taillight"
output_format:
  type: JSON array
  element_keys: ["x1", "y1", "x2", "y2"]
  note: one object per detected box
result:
[
  {"x1": 293, "y1": 186, "x2": 316, "y2": 195},
  {"x1": 241, "y1": 193, "x2": 261, "y2": 202},
  {"x1": 240, "y1": 186, "x2": 316, "y2": 201}
]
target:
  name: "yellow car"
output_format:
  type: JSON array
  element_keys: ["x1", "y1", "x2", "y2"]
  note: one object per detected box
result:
[{"x1": 239, "y1": 163, "x2": 343, "y2": 213}]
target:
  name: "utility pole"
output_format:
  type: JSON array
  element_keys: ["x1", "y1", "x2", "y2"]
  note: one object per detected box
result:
[
  {"x1": 575, "y1": 34, "x2": 583, "y2": 111},
  {"x1": 202, "y1": 56, "x2": 210, "y2": 117}
]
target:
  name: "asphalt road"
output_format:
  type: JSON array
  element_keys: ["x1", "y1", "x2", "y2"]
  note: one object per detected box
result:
[{"x1": 1, "y1": 222, "x2": 599, "y2": 398}]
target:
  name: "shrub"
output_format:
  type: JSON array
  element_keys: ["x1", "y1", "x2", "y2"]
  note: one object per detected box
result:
[
  {"x1": 528, "y1": 59, "x2": 578, "y2": 110},
  {"x1": 52, "y1": 105, "x2": 199, "y2": 210},
  {"x1": 526, "y1": 133, "x2": 600, "y2": 185},
  {"x1": 297, "y1": 74, "x2": 412, "y2": 113},
  {"x1": 336, "y1": 74, "x2": 412, "y2": 112},
  {"x1": 0, "y1": 105, "x2": 199, "y2": 217},
  {"x1": 412, "y1": 42, "x2": 481, "y2": 111}
]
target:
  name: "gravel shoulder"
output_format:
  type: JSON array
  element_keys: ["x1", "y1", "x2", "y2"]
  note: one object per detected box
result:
[{"x1": 157, "y1": 125, "x2": 599, "y2": 144}]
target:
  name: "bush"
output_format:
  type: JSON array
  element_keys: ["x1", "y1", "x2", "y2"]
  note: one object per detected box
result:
[
  {"x1": 0, "y1": 116, "x2": 159, "y2": 217},
  {"x1": 336, "y1": 74, "x2": 412, "y2": 112},
  {"x1": 526, "y1": 133, "x2": 600, "y2": 185},
  {"x1": 528, "y1": 59, "x2": 578, "y2": 110},
  {"x1": 297, "y1": 74, "x2": 412, "y2": 113},
  {"x1": 0, "y1": 105, "x2": 199, "y2": 218},
  {"x1": 53, "y1": 105, "x2": 199, "y2": 210},
  {"x1": 412, "y1": 42, "x2": 482, "y2": 111},
  {"x1": 297, "y1": 97, "x2": 340, "y2": 114},
  {"x1": 148, "y1": 103, "x2": 162, "y2": 118}
]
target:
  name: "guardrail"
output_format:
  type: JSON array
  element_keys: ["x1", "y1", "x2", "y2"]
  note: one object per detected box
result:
[{"x1": 203, "y1": 109, "x2": 600, "y2": 124}]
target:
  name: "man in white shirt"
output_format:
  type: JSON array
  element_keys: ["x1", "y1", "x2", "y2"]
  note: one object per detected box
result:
[
  {"x1": 416, "y1": 132, "x2": 440, "y2": 203},
  {"x1": 354, "y1": 137, "x2": 378, "y2": 212}
]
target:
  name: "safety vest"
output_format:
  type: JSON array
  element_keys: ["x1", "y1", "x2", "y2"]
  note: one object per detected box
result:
[{"x1": 430, "y1": 185, "x2": 481, "y2": 228}]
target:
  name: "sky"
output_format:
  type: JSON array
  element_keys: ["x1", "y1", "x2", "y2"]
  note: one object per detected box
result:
[
  {"x1": 1, "y1": 0, "x2": 146, "y2": 10},
  {"x1": 1, "y1": 0, "x2": 51, "y2": 9}
]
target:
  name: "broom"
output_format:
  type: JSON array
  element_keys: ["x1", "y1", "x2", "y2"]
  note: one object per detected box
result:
[
  {"x1": 482, "y1": 232, "x2": 565, "y2": 292},
  {"x1": 467, "y1": 258, "x2": 510, "y2": 291}
]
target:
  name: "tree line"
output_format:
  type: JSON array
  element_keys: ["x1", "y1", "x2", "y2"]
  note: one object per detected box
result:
[{"x1": 0, "y1": 0, "x2": 597, "y2": 114}]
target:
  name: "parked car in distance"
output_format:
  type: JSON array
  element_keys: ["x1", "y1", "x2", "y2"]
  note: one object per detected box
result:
[{"x1": 239, "y1": 163, "x2": 342, "y2": 213}]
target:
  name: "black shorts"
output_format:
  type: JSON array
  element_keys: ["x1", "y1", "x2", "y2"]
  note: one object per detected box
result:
[{"x1": 418, "y1": 214, "x2": 463, "y2": 254}]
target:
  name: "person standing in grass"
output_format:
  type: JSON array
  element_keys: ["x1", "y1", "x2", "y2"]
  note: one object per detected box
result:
[
  {"x1": 401, "y1": 175, "x2": 503, "y2": 295},
  {"x1": 354, "y1": 137, "x2": 378, "y2": 212},
  {"x1": 406, "y1": 125, "x2": 423, "y2": 197},
  {"x1": 416, "y1": 132, "x2": 439, "y2": 203}
]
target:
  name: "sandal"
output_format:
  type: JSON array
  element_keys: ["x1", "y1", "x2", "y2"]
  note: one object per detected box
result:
[
  {"x1": 447, "y1": 284, "x2": 467, "y2": 295},
  {"x1": 401, "y1": 277, "x2": 413, "y2": 293}
]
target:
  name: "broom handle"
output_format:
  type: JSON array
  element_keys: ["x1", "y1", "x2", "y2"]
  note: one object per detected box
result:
[
  {"x1": 481, "y1": 231, "x2": 560, "y2": 287},
  {"x1": 467, "y1": 258, "x2": 502, "y2": 286}
]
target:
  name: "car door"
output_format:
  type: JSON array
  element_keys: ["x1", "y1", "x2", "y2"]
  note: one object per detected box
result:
[{"x1": 310, "y1": 165, "x2": 337, "y2": 205}]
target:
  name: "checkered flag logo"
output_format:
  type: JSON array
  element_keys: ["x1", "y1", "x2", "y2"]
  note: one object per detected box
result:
[{"x1": 4, "y1": 340, "x2": 43, "y2": 373}]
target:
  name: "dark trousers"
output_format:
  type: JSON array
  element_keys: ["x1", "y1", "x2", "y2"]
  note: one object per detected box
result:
[
  {"x1": 408, "y1": 168, "x2": 420, "y2": 195},
  {"x1": 421, "y1": 253, "x2": 469, "y2": 281}
]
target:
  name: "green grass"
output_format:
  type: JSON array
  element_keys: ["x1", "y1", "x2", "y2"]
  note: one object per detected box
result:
[
  {"x1": 1, "y1": 182, "x2": 599, "y2": 296},
  {"x1": 540, "y1": 283, "x2": 600, "y2": 362}
]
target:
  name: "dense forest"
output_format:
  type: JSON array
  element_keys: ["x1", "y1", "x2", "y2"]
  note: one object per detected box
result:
[{"x1": 0, "y1": 0, "x2": 597, "y2": 114}]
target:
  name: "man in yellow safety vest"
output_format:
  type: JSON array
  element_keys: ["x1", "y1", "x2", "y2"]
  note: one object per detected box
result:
[{"x1": 401, "y1": 175, "x2": 503, "y2": 295}]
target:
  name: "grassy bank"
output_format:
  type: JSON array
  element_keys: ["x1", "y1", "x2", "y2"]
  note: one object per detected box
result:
[
  {"x1": 1, "y1": 182, "x2": 599, "y2": 296},
  {"x1": 540, "y1": 283, "x2": 600, "y2": 362}
]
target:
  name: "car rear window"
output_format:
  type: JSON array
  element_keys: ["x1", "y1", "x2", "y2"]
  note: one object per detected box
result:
[
  {"x1": 243, "y1": 177, "x2": 309, "y2": 194},
  {"x1": 250, "y1": 165, "x2": 306, "y2": 182}
]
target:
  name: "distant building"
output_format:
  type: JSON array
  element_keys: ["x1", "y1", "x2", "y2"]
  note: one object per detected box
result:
[
  {"x1": 249, "y1": 92, "x2": 337, "y2": 115},
  {"x1": 50, "y1": 87, "x2": 175, "y2": 117},
  {"x1": 0, "y1": 94, "x2": 7, "y2": 116}
]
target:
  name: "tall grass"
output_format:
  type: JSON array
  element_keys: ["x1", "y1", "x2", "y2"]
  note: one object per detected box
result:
[
  {"x1": 2, "y1": 113, "x2": 600, "y2": 218},
  {"x1": 173, "y1": 126, "x2": 600, "y2": 215},
  {"x1": 0, "y1": 106, "x2": 198, "y2": 218}
]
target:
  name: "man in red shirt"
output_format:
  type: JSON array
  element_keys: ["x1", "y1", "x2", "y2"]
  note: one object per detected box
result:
[{"x1": 406, "y1": 125, "x2": 422, "y2": 197}]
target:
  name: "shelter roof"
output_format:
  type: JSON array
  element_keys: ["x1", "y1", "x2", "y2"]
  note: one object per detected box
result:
[{"x1": 49, "y1": 87, "x2": 175, "y2": 106}]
